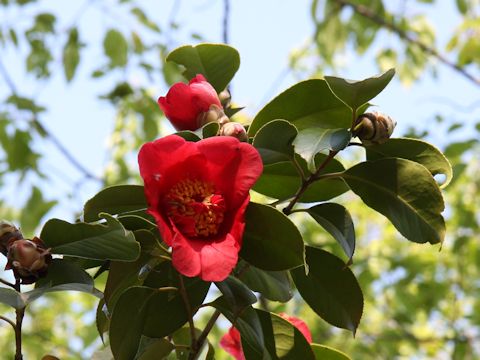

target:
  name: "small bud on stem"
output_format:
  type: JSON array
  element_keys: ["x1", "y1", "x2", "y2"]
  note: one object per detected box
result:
[{"x1": 353, "y1": 111, "x2": 396, "y2": 145}]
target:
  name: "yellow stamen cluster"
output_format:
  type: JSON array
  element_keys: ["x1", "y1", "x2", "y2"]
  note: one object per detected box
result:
[{"x1": 165, "y1": 179, "x2": 225, "y2": 238}]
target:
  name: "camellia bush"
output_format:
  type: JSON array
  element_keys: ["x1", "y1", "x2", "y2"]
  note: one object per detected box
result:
[{"x1": 0, "y1": 43, "x2": 451, "y2": 360}]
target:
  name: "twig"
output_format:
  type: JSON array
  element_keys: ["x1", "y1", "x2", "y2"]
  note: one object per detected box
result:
[
  {"x1": 283, "y1": 150, "x2": 339, "y2": 214},
  {"x1": 14, "y1": 279, "x2": 24, "y2": 360},
  {"x1": 222, "y1": 0, "x2": 230, "y2": 44},
  {"x1": 0, "y1": 278, "x2": 16, "y2": 289},
  {"x1": 188, "y1": 309, "x2": 221, "y2": 360},
  {"x1": 0, "y1": 316, "x2": 16, "y2": 330},
  {"x1": 178, "y1": 275, "x2": 197, "y2": 351},
  {"x1": 332, "y1": 0, "x2": 480, "y2": 87}
]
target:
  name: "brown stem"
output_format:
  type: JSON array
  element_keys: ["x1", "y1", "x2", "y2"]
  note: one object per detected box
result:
[
  {"x1": 0, "y1": 315, "x2": 16, "y2": 329},
  {"x1": 14, "y1": 279, "x2": 24, "y2": 360},
  {"x1": 331, "y1": 0, "x2": 480, "y2": 87},
  {"x1": 188, "y1": 309, "x2": 222, "y2": 360},
  {"x1": 283, "y1": 150, "x2": 339, "y2": 215},
  {"x1": 178, "y1": 275, "x2": 197, "y2": 351},
  {"x1": 0, "y1": 278, "x2": 16, "y2": 289}
]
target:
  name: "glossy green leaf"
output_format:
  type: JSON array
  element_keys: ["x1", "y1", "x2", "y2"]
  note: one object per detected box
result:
[
  {"x1": 0, "y1": 288, "x2": 25, "y2": 309},
  {"x1": 96, "y1": 299, "x2": 109, "y2": 342},
  {"x1": 213, "y1": 297, "x2": 265, "y2": 358},
  {"x1": 41, "y1": 214, "x2": 140, "y2": 260},
  {"x1": 291, "y1": 247, "x2": 363, "y2": 334},
  {"x1": 305, "y1": 203, "x2": 355, "y2": 261},
  {"x1": 293, "y1": 128, "x2": 351, "y2": 172},
  {"x1": 253, "y1": 157, "x2": 348, "y2": 202},
  {"x1": 311, "y1": 344, "x2": 351, "y2": 360},
  {"x1": 253, "y1": 119, "x2": 297, "y2": 164},
  {"x1": 249, "y1": 79, "x2": 351, "y2": 136},
  {"x1": 135, "y1": 338, "x2": 174, "y2": 360},
  {"x1": 109, "y1": 287, "x2": 156, "y2": 360},
  {"x1": 325, "y1": 68, "x2": 395, "y2": 111},
  {"x1": 201, "y1": 121, "x2": 220, "y2": 138},
  {"x1": 366, "y1": 137, "x2": 453, "y2": 188},
  {"x1": 341, "y1": 158, "x2": 446, "y2": 244},
  {"x1": 242, "y1": 310, "x2": 315, "y2": 360},
  {"x1": 83, "y1": 185, "x2": 147, "y2": 222},
  {"x1": 241, "y1": 202, "x2": 304, "y2": 271},
  {"x1": 26, "y1": 259, "x2": 101, "y2": 304},
  {"x1": 166, "y1": 43, "x2": 240, "y2": 92},
  {"x1": 103, "y1": 29, "x2": 128, "y2": 68},
  {"x1": 174, "y1": 130, "x2": 201, "y2": 142},
  {"x1": 240, "y1": 262, "x2": 293, "y2": 302},
  {"x1": 216, "y1": 276, "x2": 257, "y2": 313}
]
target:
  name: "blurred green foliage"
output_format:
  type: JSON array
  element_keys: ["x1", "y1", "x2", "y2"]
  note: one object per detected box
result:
[{"x1": 0, "y1": 0, "x2": 479, "y2": 359}]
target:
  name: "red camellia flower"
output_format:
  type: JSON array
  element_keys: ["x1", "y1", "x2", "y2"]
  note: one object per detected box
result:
[
  {"x1": 220, "y1": 314, "x2": 312, "y2": 359},
  {"x1": 138, "y1": 134, "x2": 262, "y2": 281},
  {"x1": 158, "y1": 74, "x2": 223, "y2": 131}
]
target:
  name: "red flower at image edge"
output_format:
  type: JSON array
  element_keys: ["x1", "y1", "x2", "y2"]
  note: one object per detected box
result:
[
  {"x1": 158, "y1": 74, "x2": 222, "y2": 131},
  {"x1": 138, "y1": 134, "x2": 263, "y2": 281},
  {"x1": 220, "y1": 314, "x2": 312, "y2": 360}
]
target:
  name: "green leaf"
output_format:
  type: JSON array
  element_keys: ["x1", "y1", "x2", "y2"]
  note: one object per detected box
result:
[
  {"x1": 41, "y1": 214, "x2": 140, "y2": 260},
  {"x1": 62, "y1": 27, "x2": 80, "y2": 82},
  {"x1": 324, "y1": 69, "x2": 395, "y2": 111},
  {"x1": 174, "y1": 131, "x2": 201, "y2": 142},
  {"x1": 216, "y1": 276, "x2": 257, "y2": 314},
  {"x1": 0, "y1": 288, "x2": 25, "y2": 309},
  {"x1": 104, "y1": 29, "x2": 128, "y2": 68},
  {"x1": 249, "y1": 79, "x2": 351, "y2": 136},
  {"x1": 291, "y1": 247, "x2": 363, "y2": 334},
  {"x1": 83, "y1": 185, "x2": 147, "y2": 222},
  {"x1": 130, "y1": 7, "x2": 161, "y2": 32},
  {"x1": 110, "y1": 266, "x2": 210, "y2": 360},
  {"x1": 241, "y1": 203, "x2": 304, "y2": 271},
  {"x1": 293, "y1": 128, "x2": 351, "y2": 172},
  {"x1": 166, "y1": 43, "x2": 240, "y2": 92},
  {"x1": 365, "y1": 137, "x2": 453, "y2": 188},
  {"x1": 201, "y1": 121, "x2": 220, "y2": 138},
  {"x1": 341, "y1": 158, "x2": 446, "y2": 244},
  {"x1": 305, "y1": 203, "x2": 355, "y2": 261},
  {"x1": 213, "y1": 297, "x2": 266, "y2": 358},
  {"x1": 26, "y1": 259, "x2": 101, "y2": 304},
  {"x1": 135, "y1": 338, "x2": 174, "y2": 360},
  {"x1": 311, "y1": 344, "x2": 352, "y2": 360},
  {"x1": 253, "y1": 119, "x2": 297, "y2": 165},
  {"x1": 253, "y1": 157, "x2": 348, "y2": 202},
  {"x1": 240, "y1": 262, "x2": 293, "y2": 302},
  {"x1": 242, "y1": 310, "x2": 315, "y2": 360}
]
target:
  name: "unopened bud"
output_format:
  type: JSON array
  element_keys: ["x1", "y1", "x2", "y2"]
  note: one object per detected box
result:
[
  {"x1": 0, "y1": 220, "x2": 23, "y2": 256},
  {"x1": 197, "y1": 104, "x2": 230, "y2": 128},
  {"x1": 219, "y1": 122, "x2": 248, "y2": 142},
  {"x1": 218, "y1": 89, "x2": 231, "y2": 108},
  {"x1": 6, "y1": 237, "x2": 51, "y2": 284},
  {"x1": 353, "y1": 111, "x2": 396, "y2": 145}
]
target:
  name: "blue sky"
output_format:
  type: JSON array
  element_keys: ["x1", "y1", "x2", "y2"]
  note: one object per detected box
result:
[{"x1": 1, "y1": 0, "x2": 479, "y2": 223}]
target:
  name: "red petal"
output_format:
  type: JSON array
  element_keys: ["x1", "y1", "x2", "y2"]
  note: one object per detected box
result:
[
  {"x1": 279, "y1": 313, "x2": 313, "y2": 343},
  {"x1": 190, "y1": 80, "x2": 221, "y2": 112},
  {"x1": 220, "y1": 327, "x2": 245, "y2": 360},
  {"x1": 171, "y1": 233, "x2": 239, "y2": 281},
  {"x1": 158, "y1": 82, "x2": 199, "y2": 130},
  {"x1": 197, "y1": 137, "x2": 263, "y2": 209}
]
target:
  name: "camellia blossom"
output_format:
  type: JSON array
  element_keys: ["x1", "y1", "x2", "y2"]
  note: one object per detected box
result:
[
  {"x1": 138, "y1": 134, "x2": 262, "y2": 281},
  {"x1": 158, "y1": 74, "x2": 223, "y2": 131},
  {"x1": 220, "y1": 314, "x2": 312, "y2": 359}
]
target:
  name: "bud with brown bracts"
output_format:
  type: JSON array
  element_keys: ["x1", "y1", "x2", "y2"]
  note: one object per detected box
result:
[
  {"x1": 218, "y1": 89, "x2": 232, "y2": 108},
  {"x1": 6, "y1": 237, "x2": 51, "y2": 284},
  {"x1": 0, "y1": 220, "x2": 23, "y2": 256},
  {"x1": 196, "y1": 104, "x2": 230, "y2": 128},
  {"x1": 353, "y1": 111, "x2": 396, "y2": 145},
  {"x1": 219, "y1": 122, "x2": 248, "y2": 142}
]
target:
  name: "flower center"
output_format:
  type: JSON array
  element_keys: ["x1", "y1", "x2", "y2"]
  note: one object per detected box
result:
[{"x1": 164, "y1": 179, "x2": 226, "y2": 238}]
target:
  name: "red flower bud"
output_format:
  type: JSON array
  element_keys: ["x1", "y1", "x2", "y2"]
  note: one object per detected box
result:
[
  {"x1": 0, "y1": 220, "x2": 23, "y2": 256},
  {"x1": 219, "y1": 122, "x2": 248, "y2": 142},
  {"x1": 6, "y1": 237, "x2": 51, "y2": 284},
  {"x1": 158, "y1": 74, "x2": 222, "y2": 131}
]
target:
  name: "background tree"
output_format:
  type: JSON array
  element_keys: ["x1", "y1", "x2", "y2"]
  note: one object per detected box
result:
[{"x1": 0, "y1": 0, "x2": 479, "y2": 358}]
